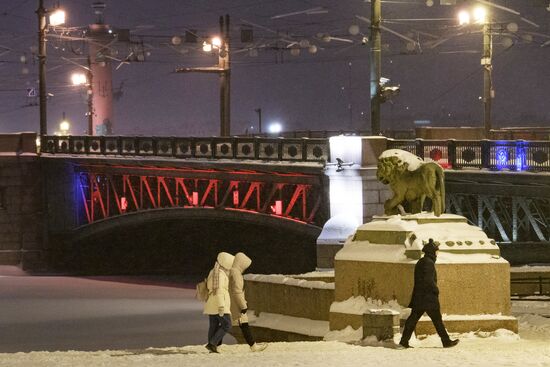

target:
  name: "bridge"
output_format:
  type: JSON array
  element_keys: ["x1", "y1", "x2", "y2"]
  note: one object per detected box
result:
[{"x1": 0, "y1": 133, "x2": 548, "y2": 274}]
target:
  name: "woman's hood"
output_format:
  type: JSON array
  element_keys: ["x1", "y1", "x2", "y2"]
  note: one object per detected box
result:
[
  {"x1": 217, "y1": 252, "x2": 235, "y2": 270},
  {"x1": 232, "y1": 252, "x2": 252, "y2": 273}
]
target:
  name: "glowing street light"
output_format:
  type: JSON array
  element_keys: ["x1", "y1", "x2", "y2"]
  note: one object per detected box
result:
[
  {"x1": 473, "y1": 6, "x2": 487, "y2": 24},
  {"x1": 459, "y1": 6, "x2": 487, "y2": 25},
  {"x1": 268, "y1": 122, "x2": 282, "y2": 134},
  {"x1": 211, "y1": 36, "x2": 222, "y2": 48},
  {"x1": 59, "y1": 120, "x2": 70, "y2": 134},
  {"x1": 57, "y1": 111, "x2": 70, "y2": 135},
  {"x1": 71, "y1": 72, "x2": 87, "y2": 86},
  {"x1": 202, "y1": 41, "x2": 212, "y2": 52},
  {"x1": 49, "y1": 8, "x2": 66, "y2": 26},
  {"x1": 202, "y1": 36, "x2": 222, "y2": 53},
  {"x1": 457, "y1": 10, "x2": 470, "y2": 26}
]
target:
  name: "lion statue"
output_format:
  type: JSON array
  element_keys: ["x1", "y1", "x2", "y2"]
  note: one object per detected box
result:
[{"x1": 377, "y1": 149, "x2": 445, "y2": 217}]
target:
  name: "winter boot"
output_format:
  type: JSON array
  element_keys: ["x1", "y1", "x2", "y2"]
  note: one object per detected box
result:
[
  {"x1": 443, "y1": 339, "x2": 459, "y2": 348},
  {"x1": 205, "y1": 343, "x2": 219, "y2": 353},
  {"x1": 250, "y1": 342, "x2": 268, "y2": 352},
  {"x1": 398, "y1": 341, "x2": 412, "y2": 349}
]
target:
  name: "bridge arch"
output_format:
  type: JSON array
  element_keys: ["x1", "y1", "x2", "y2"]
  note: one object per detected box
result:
[
  {"x1": 72, "y1": 207, "x2": 321, "y2": 242},
  {"x1": 65, "y1": 208, "x2": 321, "y2": 276}
]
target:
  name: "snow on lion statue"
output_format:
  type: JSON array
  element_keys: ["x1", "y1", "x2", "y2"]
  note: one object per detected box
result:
[{"x1": 376, "y1": 149, "x2": 445, "y2": 217}]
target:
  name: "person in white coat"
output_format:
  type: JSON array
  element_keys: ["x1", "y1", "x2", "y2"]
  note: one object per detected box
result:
[
  {"x1": 203, "y1": 251, "x2": 235, "y2": 353},
  {"x1": 229, "y1": 252, "x2": 267, "y2": 352}
]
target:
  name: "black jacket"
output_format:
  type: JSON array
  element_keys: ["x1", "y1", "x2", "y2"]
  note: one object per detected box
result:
[{"x1": 408, "y1": 253, "x2": 440, "y2": 310}]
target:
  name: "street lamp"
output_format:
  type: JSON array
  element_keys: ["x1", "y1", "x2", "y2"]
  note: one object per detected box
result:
[
  {"x1": 69, "y1": 57, "x2": 94, "y2": 134},
  {"x1": 49, "y1": 8, "x2": 65, "y2": 26},
  {"x1": 37, "y1": 0, "x2": 66, "y2": 141},
  {"x1": 175, "y1": 15, "x2": 231, "y2": 137},
  {"x1": 458, "y1": 6, "x2": 493, "y2": 137},
  {"x1": 254, "y1": 108, "x2": 262, "y2": 134},
  {"x1": 370, "y1": 0, "x2": 382, "y2": 135},
  {"x1": 59, "y1": 119, "x2": 70, "y2": 135},
  {"x1": 268, "y1": 122, "x2": 282, "y2": 134},
  {"x1": 71, "y1": 73, "x2": 87, "y2": 86}
]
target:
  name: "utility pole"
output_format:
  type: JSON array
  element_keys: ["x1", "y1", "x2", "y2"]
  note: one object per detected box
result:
[
  {"x1": 87, "y1": 56, "x2": 94, "y2": 135},
  {"x1": 370, "y1": 0, "x2": 382, "y2": 135},
  {"x1": 176, "y1": 14, "x2": 231, "y2": 137},
  {"x1": 255, "y1": 108, "x2": 262, "y2": 134},
  {"x1": 219, "y1": 14, "x2": 231, "y2": 136},
  {"x1": 37, "y1": 0, "x2": 47, "y2": 139},
  {"x1": 482, "y1": 22, "x2": 493, "y2": 137}
]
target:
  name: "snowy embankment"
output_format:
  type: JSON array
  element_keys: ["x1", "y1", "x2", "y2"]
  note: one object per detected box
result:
[{"x1": 1, "y1": 300, "x2": 549, "y2": 367}]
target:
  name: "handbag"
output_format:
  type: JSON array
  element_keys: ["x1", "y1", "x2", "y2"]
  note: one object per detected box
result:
[{"x1": 195, "y1": 279, "x2": 209, "y2": 302}]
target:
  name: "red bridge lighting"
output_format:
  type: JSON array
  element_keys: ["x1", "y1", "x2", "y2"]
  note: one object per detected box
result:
[{"x1": 76, "y1": 166, "x2": 326, "y2": 227}]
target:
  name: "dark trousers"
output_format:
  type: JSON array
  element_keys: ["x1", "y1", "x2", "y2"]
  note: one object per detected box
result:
[
  {"x1": 208, "y1": 314, "x2": 231, "y2": 346},
  {"x1": 400, "y1": 308, "x2": 450, "y2": 344},
  {"x1": 240, "y1": 322, "x2": 255, "y2": 346}
]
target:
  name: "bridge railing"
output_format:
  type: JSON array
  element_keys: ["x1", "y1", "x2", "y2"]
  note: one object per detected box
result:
[
  {"x1": 41, "y1": 135, "x2": 550, "y2": 172},
  {"x1": 387, "y1": 138, "x2": 550, "y2": 172},
  {"x1": 41, "y1": 135, "x2": 329, "y2": 163}
]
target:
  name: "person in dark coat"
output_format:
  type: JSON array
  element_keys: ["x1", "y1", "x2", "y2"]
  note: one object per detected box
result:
[{"x1": 399, "y1": 239, "x2": 459, "y2": 348}]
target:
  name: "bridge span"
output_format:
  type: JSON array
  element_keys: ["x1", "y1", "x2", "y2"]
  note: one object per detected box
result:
[{"x1": 0, "y1": 133, "x2": 548, "y2": 273}]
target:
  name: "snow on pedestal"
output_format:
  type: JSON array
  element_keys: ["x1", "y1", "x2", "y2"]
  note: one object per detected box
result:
[
  {"x1": 332, "y1": 213, "x2": 518, "y2": 335},
  {"x1": 316, "y1": 214, "x2": 360, "y2": 268}
]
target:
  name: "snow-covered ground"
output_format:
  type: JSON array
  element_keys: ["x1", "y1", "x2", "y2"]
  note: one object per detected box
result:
[{"x1": 1, "y1": 300, "x2": 549, "y2": 367}]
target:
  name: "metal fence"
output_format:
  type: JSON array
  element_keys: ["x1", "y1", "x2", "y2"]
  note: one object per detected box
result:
[
  {"x1": 511, "y1": 276, "x2": 550, "y2": 298},
  {"x1": 41, "y1": 135, "x2": 550, "y2": 172},
  {"x1": 41, "y1": 135, "x2": 330, "y2": 163},
  {"x1": 387, "y1": 139, "x2": 550, "y2": 172}
]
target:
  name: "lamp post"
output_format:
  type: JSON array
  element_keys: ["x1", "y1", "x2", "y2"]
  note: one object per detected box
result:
[
  {"x1": 86, "y1": 57, "x2": 94, "y2": 135},
  {"x1": 482, "y1": 21, "x2": 493, "y2": 136},
  {"x1": 255, "y1": 108, "x2": 262, "y2": 134},
  {"x1": 37, "y1": 0, "x2": 47, "y2": 140},
  {"x1": 176, "y1": 15, "x2": 231, "y2": 137},
  {"x1": 36, "y1": 0, "x2": 65, "y2": 140},
  {"x1": 370, "y1": 0, "x2": 382, "y2": 135},
  {"x1": 219, "y1": 15, "x2": 231, "y2": 136},
  {"x1": 458, "y1": 6, "x2": 493, "y2": 137}
]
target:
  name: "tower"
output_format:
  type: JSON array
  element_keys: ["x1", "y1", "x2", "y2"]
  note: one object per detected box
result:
[{"x1": 86, "y1": 1, "x2": 114, "y2": 135}]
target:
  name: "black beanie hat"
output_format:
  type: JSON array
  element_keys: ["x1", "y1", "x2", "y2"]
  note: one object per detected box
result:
[{"x1": 422, "y1": 239, "x2": 439, "y2": 254}]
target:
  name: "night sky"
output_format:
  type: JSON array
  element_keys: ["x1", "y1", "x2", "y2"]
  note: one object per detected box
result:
[{"x1": 0, "y1": 0, "x2": 549, "y2": 136}]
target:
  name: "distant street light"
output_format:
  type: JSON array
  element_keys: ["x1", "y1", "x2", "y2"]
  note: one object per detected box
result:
[
  {"x1": 37, "y1": 0, "x2": 66, "y2": 140},
  {"x1": 202, "y1": 41, "x2": 213, "y2": 52},
  {"x1": 268, "y1": 122, "x2": 282, "y2": 134},
  {"x1": 71, "y1": 73, "x2": 87, "y2": 86},
  {"x1": 211, "y1": 36, "x2": 222, "y2": 48},
  {"x1": 49, "y1": 8, "x2": 66, "y2": 26},
  {"x1": 458, "y1": 5, "x2": 493, "y2": 136},
  {"x1": 59, "y1": 120, "x2": 70, "y2": 134}
]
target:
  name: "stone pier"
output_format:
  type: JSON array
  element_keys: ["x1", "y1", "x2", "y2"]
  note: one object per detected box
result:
[{"x1": 0, "y1": 133, "x2": 44, "y2": 269}]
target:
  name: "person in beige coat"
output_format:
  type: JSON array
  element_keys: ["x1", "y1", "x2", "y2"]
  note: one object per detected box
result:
[
  {"x1": 203, "y1": 251, "x2": 234, "y2": 353},
  {"x1": 229, "y1": 252, "x2": 267, "y2": 352}
]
